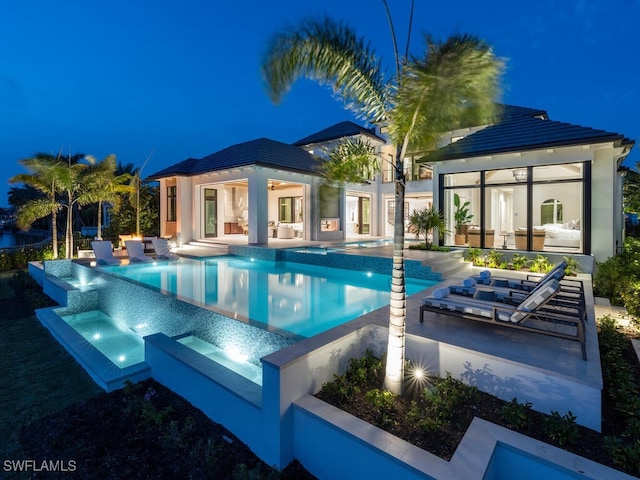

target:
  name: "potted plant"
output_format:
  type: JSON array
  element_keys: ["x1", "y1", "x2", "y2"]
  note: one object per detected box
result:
[{"x1": 453, "y1": 193, "x2": 473, "y2": 245}]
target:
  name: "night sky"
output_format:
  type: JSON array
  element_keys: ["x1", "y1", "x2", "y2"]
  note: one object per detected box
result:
[{"x1": 1, "y1": 0, "x2": 638, "y2": 207}]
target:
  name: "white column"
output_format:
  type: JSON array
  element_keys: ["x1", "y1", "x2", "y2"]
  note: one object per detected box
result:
[{"x1": 248, "y1": 169, "x2": 269, "y2": 244}]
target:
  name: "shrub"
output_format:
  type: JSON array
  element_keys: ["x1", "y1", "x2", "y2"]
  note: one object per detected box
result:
[
  {"x1": 543, "y1": 410, "x2": 579, "y2": 447},
  {"x1": 486, "y1": 249, "x2": 504, "y2": 269},
  {"x1": 563, "y1": 255, "x2": 580, "y2": 276},
  {"x1": 528, "y1": 254, "x2": 552, "y2": 273},
  {"x1": 510, "y1": 253, "x2": 529, "y2": 271},
  {"x1": 499, "y1": 398, "x2": 532, "y2": 432},
  {"x1": 464, "y1": 247, "x2": 483, "y2": 266}
]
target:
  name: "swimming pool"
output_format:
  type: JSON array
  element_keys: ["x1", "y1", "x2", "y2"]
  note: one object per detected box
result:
[{"x1": 98, "y1": 256, "x2": 435, "y2": 338}]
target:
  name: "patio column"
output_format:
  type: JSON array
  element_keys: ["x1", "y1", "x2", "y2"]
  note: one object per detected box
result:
[{"x1": 248, "y1": 169, "x2": 269, "y2": 245}]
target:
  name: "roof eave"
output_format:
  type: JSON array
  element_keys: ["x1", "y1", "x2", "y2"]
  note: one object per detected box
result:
[{"x1": 424, "y1": 135, "x2": 626, "y2": 163}]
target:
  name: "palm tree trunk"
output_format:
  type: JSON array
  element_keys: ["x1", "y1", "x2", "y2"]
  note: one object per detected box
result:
[
  {"x1": 65, "y1": 196, "x2": 73, "y2": 260},
  {"x1": 97, "y1": 200, "x2": 103, "y2": 240},
  {"x1": 383, "y1": 145, "x2": 407, "y2": 395},
  {"x1": 51, "y1": 208, "x2": 58, "y2": 259}
]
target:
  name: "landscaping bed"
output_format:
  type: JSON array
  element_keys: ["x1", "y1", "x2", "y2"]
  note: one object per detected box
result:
[{"x1": 315, "y1": 326, "x2": 640, "y2": 477}]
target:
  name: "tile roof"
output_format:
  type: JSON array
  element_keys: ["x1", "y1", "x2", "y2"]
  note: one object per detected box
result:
[
  {"x1": 147, "y1": 138, "x2": 320, "y2": 179},
  {"x1": 427, "y1": 106, "x2": 628, "y2": 161},
  {"x1": 292, "y1": 120, "x2": 385, "y2": 146}
]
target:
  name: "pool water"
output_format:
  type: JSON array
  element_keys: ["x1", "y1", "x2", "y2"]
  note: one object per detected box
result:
[
  {"x1": 61, "y1": 310, "x2": 145, "y2": 368},
  {"x1": 177, "y1": 335, "x2": 263, "y2": 385},
  {"x1": 99, "y1": 256, "x2": 435, "y2": 338}
]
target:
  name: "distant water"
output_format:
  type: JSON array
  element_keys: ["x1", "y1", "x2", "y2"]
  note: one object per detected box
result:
[{"x1": 0, "y1": 231, "x2": 42, "y2": 249}]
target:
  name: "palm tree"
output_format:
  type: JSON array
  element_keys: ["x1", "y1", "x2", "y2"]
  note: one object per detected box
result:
[
  {"x1": 9, "y1": 154, "x2": 67, "y2": 259},
  {"x1": 58, "y1": 154, "x2": 93, "y2": 259},
  {"x1": 84, "y1": 155, "x2": 133, "y2": 240},
  {"x1": 262, "y1": 2, "x2": 503, "y2": 394},
  {"x1": 407, "y1": 206, "x2": 447, "y2": 249}
]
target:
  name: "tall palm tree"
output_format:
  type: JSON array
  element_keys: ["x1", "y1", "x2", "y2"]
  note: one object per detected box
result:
[
  {"x1": 9, "y1": 154, "x2": 67, "y2": 259},
  {"x1": 262, "y1": 3, "x2": 503, "y2": 394},
  {"x1": 84, "y1": 155, "x2": 133, "y2": 240},
  {"x1": 57, "y1": 154, "x2": 93, "y2": 259}
]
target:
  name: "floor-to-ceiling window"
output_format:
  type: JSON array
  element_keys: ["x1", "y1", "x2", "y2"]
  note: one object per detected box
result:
[{"x1": 442, "y1": 162, "x2": 586, "y2": 253}]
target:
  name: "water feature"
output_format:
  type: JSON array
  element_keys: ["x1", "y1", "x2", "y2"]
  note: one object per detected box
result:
[{"x1": 98, "y1": 256, "x2": 435, "y2": 338}]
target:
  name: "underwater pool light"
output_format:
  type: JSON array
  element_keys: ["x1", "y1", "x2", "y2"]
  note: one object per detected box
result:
[
  {"x1": 225, "y1": 346, "x2": 248, "y2": 363},
  {"x1": 92, "y1": 333, "x2": 101, "y2": 341},
  {"x1": 117, "y1": 354, "x2": 126, "y2": 363}
]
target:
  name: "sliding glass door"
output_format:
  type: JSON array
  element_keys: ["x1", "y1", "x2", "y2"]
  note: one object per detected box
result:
[{"x1": 204, "y1": 188, "x2": 217, "y2": 238}]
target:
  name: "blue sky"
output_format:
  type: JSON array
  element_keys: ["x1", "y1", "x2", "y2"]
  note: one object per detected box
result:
[{"x1": 1, "y1": 0, "x2": 638, "y2": 207}]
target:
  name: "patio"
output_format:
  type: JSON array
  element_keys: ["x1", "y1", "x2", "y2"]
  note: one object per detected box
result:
[{"x1": 31, "y1": 242, "x2": 614, "y2": 478}]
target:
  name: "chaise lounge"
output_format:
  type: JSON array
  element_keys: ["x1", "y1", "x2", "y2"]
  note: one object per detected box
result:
[
  {"x1": 125, "y1": 240, "x2": 154, "y2": 263},
  {"x1": 91, "y1": 240, "x2": 121, "y2": 266},
  {"x1": 151, "y1": 238, "x2": 179, "y2": 261},
  {"x1": 420, "y1": 279, "x2": 587, "y2": 360}
]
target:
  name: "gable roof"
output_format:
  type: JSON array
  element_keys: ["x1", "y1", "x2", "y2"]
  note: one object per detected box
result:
[
  {"x1": 148, "y1": 138, "x2": 320, "y2": 179},
  {"x1": 293, "y1": 120, "x2": 385, "y2": 146},
  {"x1": 427, "y1": 106, "x2": 629, "y2": 162}
]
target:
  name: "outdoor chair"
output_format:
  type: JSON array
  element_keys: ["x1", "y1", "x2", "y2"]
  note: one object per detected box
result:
[
  {"x1": 151, "y1": 238, "x2": 179, "y2": 261},
  {"x1": 420, "y1": 279, "x2": 587, "y2": 360},
  {"x1": 125, "y1": 240, "x2": 154, "y2": 263},
  {"x1": 448, "y1": 274, "x2": 586, "y2": 323},
  {"x1": 472, "y1": 261, "x2": 582, "y2": 294},
  {"x1": 91, "y1": 240, "x2": 121, "y2": 266}
]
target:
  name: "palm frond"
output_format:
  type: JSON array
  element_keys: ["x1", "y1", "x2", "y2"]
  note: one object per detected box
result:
[
  {"x1": 262, "y1": 17, "x2": 389, "y2": 122},
  {"x1": 322, "y1": 138, "x2": 380, "y2": 185},
  {"x1": 391, "y1": 34, "x2": 505, "y2": 151},
  {"x1": 15, "y1": 198, "x2": 60, "y2": 230}
]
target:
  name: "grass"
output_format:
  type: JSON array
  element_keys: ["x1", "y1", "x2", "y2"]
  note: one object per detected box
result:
[
  {"x1": 0, "y1": 271, "x2": 315, "y2": 479},
  {"x1": 0, "y1": 279, "x2": 102, "y2": 472}
]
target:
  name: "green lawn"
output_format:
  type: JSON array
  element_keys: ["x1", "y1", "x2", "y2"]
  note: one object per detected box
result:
[
  {"x1": 0, "y1": 290, "x2": 102, "y2": 470},
  {"x1": 0, "y1": 271, "x2": 314, "y2": 479}
]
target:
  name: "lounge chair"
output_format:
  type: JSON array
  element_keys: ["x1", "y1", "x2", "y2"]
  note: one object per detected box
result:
[
  {"x1": 91, "y1": 240, "x2": 121, "y2": 266},
  {"x1": 458, "y1": 265, "x2": 584, "y2": 308},
  {"x1": 151, "y1": 238, "x2": 179, "y2": 261},
  {"x1": 448, "y1": 276, "x2": 586, "y2": 323},
  {"x1": 473, "y1": 261, "x2": 584, "y2": 296},
  {"x1": 125, "y1": 240, "x2": 153, "y2": 263},
  {"x1": 472, "y1": 260, "x2": 568, "y2": 290},
  {"x1": 420, "y1": 279, "x2": 587, "y2": 360}
]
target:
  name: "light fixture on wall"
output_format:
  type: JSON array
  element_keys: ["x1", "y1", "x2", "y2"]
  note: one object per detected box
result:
[
  {"x1": 512, "y1": 168, "x2": 528, "y2": 183},
  {"x1": 271, "y1": 181, "x2": 275, "y2": 191}
]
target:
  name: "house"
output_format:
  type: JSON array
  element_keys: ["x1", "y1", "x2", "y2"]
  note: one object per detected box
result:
[{"x1": 148, "y1": 105, "x2": 633, "y2": 264}]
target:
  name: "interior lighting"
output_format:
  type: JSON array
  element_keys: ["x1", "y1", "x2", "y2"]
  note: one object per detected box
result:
[{"x1": 512, "y1": 168, "x2": 528, "y2": 183}]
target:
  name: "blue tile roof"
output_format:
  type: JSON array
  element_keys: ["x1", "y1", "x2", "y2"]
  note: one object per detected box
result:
[
  {"x1": 148, "y1": 138, "x2": 320, "y2": 179},
  {"x1": 293, "y1": 120, "x2": 385, "y2": 146},
  {"x1": 428, "y1": 106, "x2": 628, "y2": 161}
]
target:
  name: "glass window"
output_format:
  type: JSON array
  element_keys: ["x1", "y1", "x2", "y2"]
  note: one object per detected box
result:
[
  {"x1": 444, "y1": 187, "x2": 480, "y2": 245},
  {"x1": 483, "y1": 185, "x2": 527, "y2": 250},
  {"x1": 486, "y1": 168, "x2": 528, "y2": 185},
  {"x1": 533, "y1": 163, "x2": 583, "y2": 181},
  {"x1": 279, "y1": 197, "x2": 303, "y2": 223},
  {"x1": 442, "y1": 162, "x2": 585, "y2": 252},
  {"x1": 167, "y1": 186, "x2": 176, "y2": 222},
  {"x1": 443, "y1": 171, "x2": 480, "y2": 187}
]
